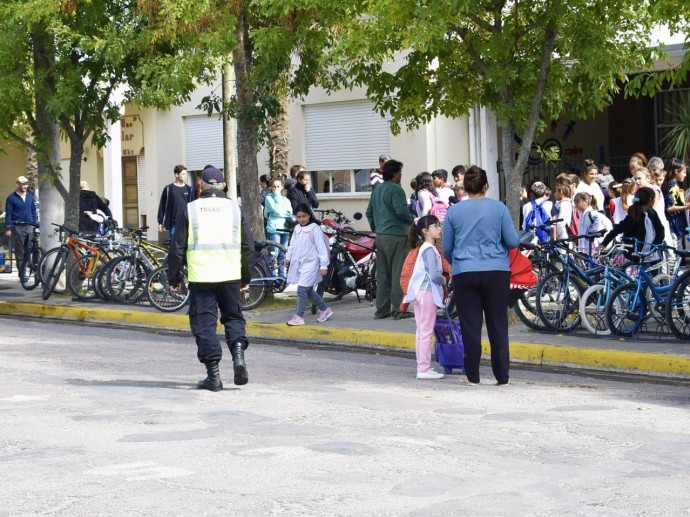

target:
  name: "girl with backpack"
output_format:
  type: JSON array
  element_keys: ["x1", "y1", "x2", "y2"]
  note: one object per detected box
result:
[
  {"x1": 601, "y1": 187, "x2": 664, "y2": 262},
  {"x1": 574, "y1": 192, "x2": 606, "y2": 253},
  {"x1": 285, "y1": 204, "x2": 333, "y2": 326},
  {"x1": 415, "y1": 172, "x2": 448, "y2": 221},
  {"x1": 401, "y1": 215, "x2": 448, "y2": 380}
]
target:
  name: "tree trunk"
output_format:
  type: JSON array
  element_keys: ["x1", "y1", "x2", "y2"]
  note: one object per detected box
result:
[
  {"x1": 32, "y1": 27, "x2": 65, "y2": 250},
  {"x1": 267, "y1": 93, "x2": 290, "y2": 181},
  {"x1": 233, "y1": 7, "x2": 265, "y2": 241},
  {"x1": 499, "y1": 27, "x2": 557, "y2": 229},
  {"x1": 65, "y1": 139, "x2": 84, "y2": 232}
]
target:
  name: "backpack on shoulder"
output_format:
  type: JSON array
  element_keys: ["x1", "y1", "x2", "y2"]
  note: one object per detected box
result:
[
  {"x1": 524, "y1": 200, "x2": 551, "y2": 242},
  {"x1": 428, "y1": 192, "x2": 449, "y2": 223},
  {"x1": 399, "y1": 244, "x2": 451, "y2": 312}
]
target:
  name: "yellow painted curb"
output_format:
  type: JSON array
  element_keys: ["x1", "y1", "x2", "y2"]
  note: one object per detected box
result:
[{"x1": 1, "y1": 301, "x2": 690, "y2": 378}]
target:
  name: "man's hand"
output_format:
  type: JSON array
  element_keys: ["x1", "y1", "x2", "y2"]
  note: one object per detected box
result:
[
  {"x1": 320, "y1": 268, "x2": 327, "y2": 276},
  {"x1": 170, "y1": 284, "x2": 180, "y2": 292},
  {"x1": 158, "y1": 224, "x2": 163, "y2": 232},
  {"x1": 4, "y1": 230, "x2": 10, "y2": 237}
]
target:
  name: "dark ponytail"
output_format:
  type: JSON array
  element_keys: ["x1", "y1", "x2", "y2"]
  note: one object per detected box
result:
[
  {"x1": 407, "y1": 215, "x2": 441, "y2": 248},
  {"x1": 627, "y1": 186, "x2": 654, "y2": 221}
]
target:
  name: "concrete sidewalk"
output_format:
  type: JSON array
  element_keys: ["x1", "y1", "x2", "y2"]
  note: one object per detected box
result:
[{"x1": 1, "y1": 276, "x2": 690, "y2": 379}]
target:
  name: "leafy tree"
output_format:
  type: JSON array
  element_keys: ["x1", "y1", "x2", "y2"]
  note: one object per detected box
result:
[
  {"x1": 0, "y1": 0, "x2": 216, "y2": 233},
  {"x1": 320, "y1": 0, "x2": 666, "y2": 223}
]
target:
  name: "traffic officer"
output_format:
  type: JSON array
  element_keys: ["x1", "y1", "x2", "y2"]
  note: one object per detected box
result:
[{"x1": 167, "y1": 166, "x2": 254, "y2": 391}]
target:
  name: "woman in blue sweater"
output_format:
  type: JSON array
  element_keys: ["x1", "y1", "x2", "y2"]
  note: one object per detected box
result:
[{"x1": 442, "y1": 166, "x2": 520, "y2": 385}]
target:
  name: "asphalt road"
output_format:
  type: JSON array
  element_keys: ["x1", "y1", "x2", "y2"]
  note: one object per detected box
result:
[{"x1": 1, "y1": 317, "x2": 689, "y2": 516}]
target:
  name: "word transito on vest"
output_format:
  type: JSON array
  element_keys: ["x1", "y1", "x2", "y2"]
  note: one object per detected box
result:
[{"x1": 199, "y1": 206, "x2": 226, "y2": 213}]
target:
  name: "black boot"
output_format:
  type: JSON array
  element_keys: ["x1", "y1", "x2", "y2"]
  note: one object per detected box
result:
[
  {"x1": 230, "y1": 342, "x2": 248, "y2": 386},
  {"x1": 197, "y1": 361, "x2": 223, "y2": 391}
]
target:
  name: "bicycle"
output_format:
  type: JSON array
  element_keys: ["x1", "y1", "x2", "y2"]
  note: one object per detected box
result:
[
  {"x1": 102, "y1": 227, "x2": 167, "y2": 304},
  {"x1": 146, "y1": 265, "x2": 190, "y2": 312},
  {"x1": 19, "y1": 224, "x2": 43, "y2": 291},
  {"x1": 244, "y1": 240, "x2": 289, "y2": 310},
  {"x1": 605, "y1": 241, "x2": 683, "y2": 337},
  {"x1": 534, "y1": 232, "x2": 608, "y2": 332}
]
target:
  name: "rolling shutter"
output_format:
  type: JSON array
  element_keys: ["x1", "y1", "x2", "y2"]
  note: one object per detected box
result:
[
  {"x1": 184, "y1": 115, "x2": 225, "y2": 171},
  {"x1": 305, "y1": 101, "x2": 390, "y2": 170}
]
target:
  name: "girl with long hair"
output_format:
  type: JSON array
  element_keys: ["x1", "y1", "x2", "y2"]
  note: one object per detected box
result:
[{"x1": 402, "y1": 215, "x2": 448, "y2": 379}]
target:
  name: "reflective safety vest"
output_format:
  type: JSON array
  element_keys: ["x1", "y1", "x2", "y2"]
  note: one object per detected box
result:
[{"x1": 186, "y1": 196, "x2": 242, "y2": 282}]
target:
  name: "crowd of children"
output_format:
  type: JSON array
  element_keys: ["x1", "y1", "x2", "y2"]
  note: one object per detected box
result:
[{"x1": 522, "y1": 154, "x2": 689, "y2": 256}]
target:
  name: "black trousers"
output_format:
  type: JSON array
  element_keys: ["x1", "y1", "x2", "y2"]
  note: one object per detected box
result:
[
  {"x1": 452, "y1": 270, "x2": 510, "y2": 384},
  {"x1": 188, "y1": 281, "x2": 248, "y2": 364}
]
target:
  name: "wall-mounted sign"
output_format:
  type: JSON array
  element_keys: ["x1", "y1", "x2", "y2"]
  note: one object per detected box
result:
[{"x1": 120, "y1": 115, "x2": 144, "y2": 157}]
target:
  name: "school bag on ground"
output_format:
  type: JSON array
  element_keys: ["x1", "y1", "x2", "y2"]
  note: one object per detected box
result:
[
  {"x1": 428, "y1": 192, "x2": 449, "y2": 222},
  {"x1": 434, "y1": 312, "x2": 465, "y2": 374},
  {"x1": 524, "y1": 200, "x2": 551, "y2": 242}
]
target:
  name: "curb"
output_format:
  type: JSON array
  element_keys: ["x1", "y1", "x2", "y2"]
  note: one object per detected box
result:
[{"x1": 2, "y1": 301, "x2": 690, "y2": 379}]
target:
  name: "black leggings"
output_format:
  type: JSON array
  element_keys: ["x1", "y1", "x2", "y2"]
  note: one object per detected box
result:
[{"x1": 452, "y1": 271, "x2": 510, "y2": 384}]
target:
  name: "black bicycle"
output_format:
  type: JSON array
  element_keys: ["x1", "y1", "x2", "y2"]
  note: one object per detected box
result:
[{"x1": 19, "y1": 223, "x2": 43, "y2": 290}]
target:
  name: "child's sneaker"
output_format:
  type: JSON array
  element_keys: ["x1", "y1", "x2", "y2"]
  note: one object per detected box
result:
[
  {"x1": 316, "y1": 308, "x2": 333, "y2": 323},
  {"x1": 416, "y1": 368, "x2": 445, "y2": 380},
  {"x1": 286, "y1": 315, "x2": 305, "y2": 326}
]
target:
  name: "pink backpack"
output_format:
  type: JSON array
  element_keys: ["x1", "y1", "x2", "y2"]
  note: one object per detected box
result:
[{"x1": 428, "y1": 192, "x2": 449, "y2": 222}]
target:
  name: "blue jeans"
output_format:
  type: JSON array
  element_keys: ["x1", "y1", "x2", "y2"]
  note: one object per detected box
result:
[
  {"x1": 266, "y1": 231, "x2": 289, "y2": 278},
  {"x1": 296, "y1": 285, "x2": 327, "y2": 317}
]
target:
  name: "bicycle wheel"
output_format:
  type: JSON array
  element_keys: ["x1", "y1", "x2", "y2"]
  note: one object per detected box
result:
[
  {"x1": 39, "y1": 247, "x2": 68, "y2": 294},
  {"x1": 67, "y1": 253, "x2": 106, "y2": 300},
  {"x1": 535, "y1": 270, "x2": 582, "y2": 332},
  {"x1": 41, "y1": 248, "x2": 67, "y2": 300},
  {"x1": 606, "y1": 282, "x2": 647, "y2": 337},
  {"x1": 513, "y1": 287, "x2": 549, "y2": 331},
  {"x1": 665, "y1": 270, "x2": 690, "y2": 340},
  {"x1": 20, "y1": 247, "x2": 43, "y2": 290},
  {"x1": 580, "y1": 284, "x2": 611, "y2": 336},
  {"x1": 105, "y1": 256, "x2": 149, "y2": 304},
  {"x1": 146, "y1": 265, "x2": 190, "y2": 312},
  {"x1": 243, "y1": 263, "x2": 269, "y2": 310}
]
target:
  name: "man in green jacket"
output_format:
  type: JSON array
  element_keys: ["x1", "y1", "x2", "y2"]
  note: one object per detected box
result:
[{"x1": 366, "y1": 159, "x2": 414, "y2": 319}]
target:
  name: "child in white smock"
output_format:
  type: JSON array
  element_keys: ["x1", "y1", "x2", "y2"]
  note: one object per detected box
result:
[{"x1": 285, "y1": 203, "x2": 332, "y2": 326}]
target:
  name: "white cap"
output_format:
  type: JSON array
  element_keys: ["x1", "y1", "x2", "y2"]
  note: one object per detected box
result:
[{"x1": 17, "y1": 175, "x2": 29, "y2": 184}]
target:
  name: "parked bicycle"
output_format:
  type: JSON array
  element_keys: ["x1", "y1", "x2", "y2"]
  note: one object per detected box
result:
[
  {"x1": 19, "y1": 223, "x2": 43, "y2": 291},
  {"x1": 244, "y1": 240, "x2": 288, "y2": 310}
]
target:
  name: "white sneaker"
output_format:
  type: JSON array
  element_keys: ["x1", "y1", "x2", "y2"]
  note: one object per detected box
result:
[{"x1": 416, "y1": 368, "x2": 445, "y2": 380}]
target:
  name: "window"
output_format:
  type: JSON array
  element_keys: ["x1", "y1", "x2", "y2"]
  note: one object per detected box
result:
[
  {"x1": 305, "y1": 101, "x2": 390, "y2": 196},
  {"x1": 313, "y1": 169, "x2": 373, "y2": 195}
]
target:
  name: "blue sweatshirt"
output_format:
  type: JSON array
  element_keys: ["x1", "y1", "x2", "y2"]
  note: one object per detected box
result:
[
  {"x1": 5, "y1": 191, "x2": 38, "y2": 225},
  {"x1": 441, "y1": 197, "x2": 520, "y2": 274}
]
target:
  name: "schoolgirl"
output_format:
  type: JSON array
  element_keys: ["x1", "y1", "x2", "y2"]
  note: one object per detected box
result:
[
  {"x1": 574, "y1": 192, "x2": 606, "y2": 253},
  {"x1": 285, "y1": 203, "x2": 333, "y2": 326},
  {"x1": 402, "y1": 215, "x2": 447, "y2": 380},
  {"x1": 414, "y1": 172, "x2": 439, "y2": 217},
  {"x1": 601, "y1": 187, "x2": 664, "y2": 261},
  {"x1": 663, "y1": 158, "x2": 689, "y2": 243}
]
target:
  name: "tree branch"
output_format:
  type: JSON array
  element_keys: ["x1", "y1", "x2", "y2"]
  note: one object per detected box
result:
[
  {"x1": 513, "y1": 26, "x2": 557, "y2": 174},
  {"x1": 448, "y1": 24, "x2": 488, "y2": 74}
]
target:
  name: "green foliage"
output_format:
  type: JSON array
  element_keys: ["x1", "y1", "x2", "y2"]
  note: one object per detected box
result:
[{"x1": 661, "y1": 92, "x2": 690, "y2": 160}]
